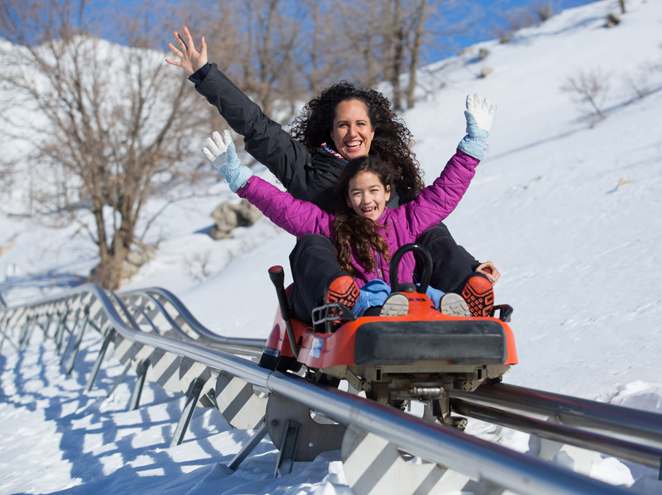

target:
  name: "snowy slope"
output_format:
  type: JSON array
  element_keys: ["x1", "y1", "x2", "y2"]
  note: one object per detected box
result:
[{"x1": 1, "y1": 0, "x2": 662, "y2": 493}]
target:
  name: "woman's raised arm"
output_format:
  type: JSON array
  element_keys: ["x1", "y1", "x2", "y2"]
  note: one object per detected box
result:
[{"x1": 166, "y1": 27, "x2": 311, "y2": 199}]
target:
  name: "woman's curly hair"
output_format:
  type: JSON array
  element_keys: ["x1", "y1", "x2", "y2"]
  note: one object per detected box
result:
[
  {"x1": 333, "y1": 156, "x2": 395, "y2": 276},
  {"x1": 290, "y1": 81, "x2": 424, "y2": 202}
]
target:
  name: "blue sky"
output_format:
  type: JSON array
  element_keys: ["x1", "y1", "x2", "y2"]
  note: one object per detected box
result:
[
  {"x1": 427, "y1": 0, "x2": 597, "y2": 61},
  {"x1": 87, "y1": 0, "x2": 594, "y2": 64},
  {"x1": 103, "y1": 0, "x2": 599, "y2": 65}
]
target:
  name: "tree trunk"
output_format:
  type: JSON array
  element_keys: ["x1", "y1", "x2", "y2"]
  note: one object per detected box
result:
[
  {"x1": 88, "y1": 247, "x2": 126, "y2": 291},
  {"x1": 363, "y1": 31, "x2": 377, "y2": 88},
  {"x1": 406, "y1": 0, "x2": 427, "y2": 109},
  {"x1": 87, "y1": 205, "x2": 124, "y2": 291},
  {"x1": 390, "y1": 0, "x2": 404, "y2": 111},
  {"x1": 309, "y1": 1, "x2": 321, "y2": 94}
]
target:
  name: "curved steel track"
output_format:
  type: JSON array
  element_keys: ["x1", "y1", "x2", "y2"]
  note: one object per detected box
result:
[{"x1": 1, "y1": 284, "x2": 659, "y2": 495}]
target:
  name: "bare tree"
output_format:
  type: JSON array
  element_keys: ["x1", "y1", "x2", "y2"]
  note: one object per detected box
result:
[
  {"x1": 400, "y1": 0, "x2": 482, "y2": 109},
  {"x1": 175, "y1": 0, "x2": 245, "y2": 135},
  {"x1": 335, "y1": 0, "x2": 481, "y2": 109},
  {"x1": 335, "y1": 0, "x2": 387, "y2": 88},
  {"x1": 0, "y1": 0, "x2": 211, "y2": 289},
  {"x1": 224, "y1": 0, "x2": 304, "y2": 119},
  {"x1": 561, "y1": 68, "x2": 611, "y2": 121},
  {"x1": 293, "y1": 0, "x2": 350, "y2": 96},
  {"x1": 493, "y1": 6, "x2": 538, "y2": 43},
  {"x1": 534, "y1": 2, "x2": 555, "y2": 22},
  {"x1": 406, "y1": 0, "x2": 427, "y2": 109},
  {"x1": 388, "y1": 0, "x2": 406, "y2": 110}
]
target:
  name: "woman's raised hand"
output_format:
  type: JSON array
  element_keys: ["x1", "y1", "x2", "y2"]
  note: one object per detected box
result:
[{"x1": 165, "y1": 26, "x2": 208, "y2": 75}]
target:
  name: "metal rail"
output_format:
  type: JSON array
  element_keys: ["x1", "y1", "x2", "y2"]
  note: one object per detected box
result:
[
  {"x1": 135, "y1": 287, "x2": 266, "y2": 350},
  {"x1": 450, "y1": 383, "x2": 662, "y2": 451},
  {"x1": 0, "y1": 284, "x2": 265, "y2": 357},
  {"x1": 452, "y1": 399, "x2": 662, "y2": 469},
  {"x1": 0, "y1": 284, "x2": 648, "y2": 495}
]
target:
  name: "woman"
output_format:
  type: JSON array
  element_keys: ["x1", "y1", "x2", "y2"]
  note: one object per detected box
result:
[{"x1": 166, "y1": 27, "x2": 500, "y2": 321}]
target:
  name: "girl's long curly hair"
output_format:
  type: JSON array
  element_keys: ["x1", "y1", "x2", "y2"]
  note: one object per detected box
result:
[
  {"x1": 333, "y1": 156, "x2": 395, "y2": 276},
  {"x1": 289, "y1": 81, "x2": 424, "y2": 202}
]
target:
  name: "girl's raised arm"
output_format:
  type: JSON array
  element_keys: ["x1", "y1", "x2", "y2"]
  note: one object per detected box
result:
[
  {"x1": 404, "y1": 94, "x2": 497, "y2": 236},
  {"x1": 201, "y1": 131, "x2": 333, "y2": 239}
]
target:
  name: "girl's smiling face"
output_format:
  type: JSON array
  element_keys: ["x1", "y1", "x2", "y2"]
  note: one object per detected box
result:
[
  {"x1": 330, "y1": 99, "x2": 375, "y2": 160},
  {"x1": 346, "y1": 170, "x2": 390, "y2": 221}
]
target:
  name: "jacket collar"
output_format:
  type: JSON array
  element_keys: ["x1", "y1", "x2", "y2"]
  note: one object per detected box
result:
[{"x1": 319, "y1": 142, "x2": 348, "y2": 162}]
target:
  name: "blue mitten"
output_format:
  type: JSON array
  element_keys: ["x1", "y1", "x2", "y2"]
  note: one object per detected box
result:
[
  {"x1": 202, "y1": 130, "x2": 253, "y2": 192},
  {"x1": 351, "y1": 279, "x2": 392, "y2": 317},
  {"x1": 457, "y1": 94, "x2": 497, "y2": 161}
]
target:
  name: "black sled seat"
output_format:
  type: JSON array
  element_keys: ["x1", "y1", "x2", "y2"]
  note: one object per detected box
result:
[{"x1": 353, "y1": 319, "x2": 508, "y2": 366}]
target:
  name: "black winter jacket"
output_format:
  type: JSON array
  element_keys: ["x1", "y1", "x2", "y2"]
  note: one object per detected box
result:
[{"x1": 191, "y1": 63, "x2": 479, "y2": 267}]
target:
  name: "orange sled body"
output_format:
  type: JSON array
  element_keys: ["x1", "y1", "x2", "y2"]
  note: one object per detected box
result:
[
  {"x1": 260, "y1": 285, "x2": 517, "y2": 400},
  {"x1": 264, "y1": 289, "x2": 516, "y2": 367},
  {"x1": 259, "y1": 244, "x2": 518, "y2": 406}
]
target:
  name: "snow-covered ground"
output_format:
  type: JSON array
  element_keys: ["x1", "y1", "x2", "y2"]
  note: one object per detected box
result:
[{"x1": 1, "y1": 0, "x2": 662, "y2": 493}]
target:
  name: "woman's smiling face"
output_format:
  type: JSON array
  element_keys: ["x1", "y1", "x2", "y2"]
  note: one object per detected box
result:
[
  {"x1": 346, "y1": 170, "x2": 390, "y2": 221},
  {"x1": 330, "y1": 99, "x2": 375, "y2": 160}
]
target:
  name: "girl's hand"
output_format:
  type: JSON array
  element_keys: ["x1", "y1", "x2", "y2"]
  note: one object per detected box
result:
[
  {"x1": 458, "y1": 94, "x2": 497, "y2": 160},
  {"x1": 203, "y1": 130, "x2": 253, "y2": 192},
  {"x1": 166, "y1": 26, "x2": 208, "y2": 75},
  {"x1": 475, "y1": 261, "x2": 500, "y2": 285},
  {"x1": 465, "y1": 94, "x2": 497, "y2": 135}
]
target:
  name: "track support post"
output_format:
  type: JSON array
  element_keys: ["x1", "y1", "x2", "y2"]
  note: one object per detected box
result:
[
  {"x1": 59, "y1": 309, "x2": 80, "y2": 364},
  {"x1": 227, "y1": 418, "x2": 268, "y2": 470},
  {"x1": 42, "y1": 313, "x2": 53, "y2": 339},
  {"x1": 274, "y1": 420, "x2": 301, "y2": 477},
  {"x1": 66, "y1": 309, "x2": 90, "y2": 375},
  {"x1": 53, "y1": 309, "x2": 68, "y2": 355},
  {"x1": 0, "y1": 319, "x2": 12, "y2": 352},
  {"x1": 129, "y1": 359, "x2": 150, "y2": 411},
  {"x1": 107, "y1": 361, "x2": 131, "y2": 398},
  {"x1": 23, "y1": 315, "x2": 37, "y2": 349},
  {"x1": 18, "y1": 315, "x2": 34, "y2": 349},
  {"x1": 85, "y1": 329, "x2": 116, "y2": 393},
  {"x1": 170, "y1": 378, "x2": 204, "y2": 448}
]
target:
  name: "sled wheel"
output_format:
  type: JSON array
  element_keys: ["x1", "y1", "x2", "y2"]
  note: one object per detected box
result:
[{"x1": 308, "y1": 369, "x2": 341, "y2": 388}]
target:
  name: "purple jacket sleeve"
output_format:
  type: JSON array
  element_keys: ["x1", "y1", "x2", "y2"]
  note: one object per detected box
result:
[
  {"x1": 237, "y1": 176, "x2": 334, "y2": 238},
  {"x1": 400, "y1": 150, "x2": 479, "y2": 237}
]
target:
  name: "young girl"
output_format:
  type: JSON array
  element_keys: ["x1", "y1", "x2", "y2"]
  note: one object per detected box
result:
[{"x1": 202, "y1": 94, "x2": 497, "y2": 319}]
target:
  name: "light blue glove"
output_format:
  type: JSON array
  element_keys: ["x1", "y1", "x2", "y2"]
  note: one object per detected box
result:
[
  {"x1": 457, "y1": 94, "x2": 497, "y2": 161},
  {"x1": 202, "y1": 130, "x2": 253, "y2": 193},
  {"x1": 349, "y1": 279, "x2": 392, "y2": 317}
]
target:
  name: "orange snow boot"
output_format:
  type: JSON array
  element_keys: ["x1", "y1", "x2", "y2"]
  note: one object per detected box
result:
[
  {"x1": 325, "y1": 272, "x2": 360, "y2": 309},
  {"x1": 458, "y1": 272, "x2": 494, "y2": 317}
]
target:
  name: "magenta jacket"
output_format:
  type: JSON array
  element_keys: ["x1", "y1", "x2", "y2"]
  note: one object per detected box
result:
[{"x1": 238, "y1": 150, "x2": 479, "y2": 288}]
